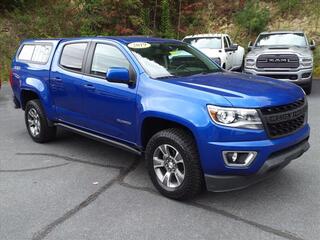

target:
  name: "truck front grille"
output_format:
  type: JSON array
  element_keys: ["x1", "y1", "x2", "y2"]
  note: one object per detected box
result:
[
  {"x1": 260, "y1": 98, "x2": 307, "y2": 138},
  {"x1": 256, "y1": 54, "x2": 299, "y2": 69},
  {"x1": 258, "y1": 74, "x2": 298, "y2": 80}
]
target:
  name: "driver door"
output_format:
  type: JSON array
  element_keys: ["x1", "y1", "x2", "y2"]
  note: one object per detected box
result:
[
  {"x1": 81, "y1": 42, "x2": 138, "y2": 144},
  {"x1": 223, "y1": 37, "x2": 233, "y2": 70}
]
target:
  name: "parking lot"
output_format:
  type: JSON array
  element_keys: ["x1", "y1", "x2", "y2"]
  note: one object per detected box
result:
[{"x1": 0, "y1": 82, "x2": 319, "y2": 240}]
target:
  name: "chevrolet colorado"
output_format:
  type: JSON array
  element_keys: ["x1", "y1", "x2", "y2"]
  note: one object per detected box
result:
[{"x1": 10, "y1": 37, "x2": 310, "y2": 199}]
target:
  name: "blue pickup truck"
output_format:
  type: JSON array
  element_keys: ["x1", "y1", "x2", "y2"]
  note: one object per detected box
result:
[{"x1": 10, "y1": 37, "x2": 310, "y2": 199}]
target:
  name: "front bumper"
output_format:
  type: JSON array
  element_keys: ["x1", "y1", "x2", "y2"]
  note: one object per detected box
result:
[
  {"x1": 244, "y1": 67, "x2": 312, "y2": 86},
  {"x1": 205, "y1": 138, "x2": 310, "y2": 192}
]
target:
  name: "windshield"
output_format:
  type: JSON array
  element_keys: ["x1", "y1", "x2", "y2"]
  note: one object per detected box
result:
[
  {"x1": 184, "y1": 37, "x2": 222, "y2": 49},
  {"x1": 255, "y1": 33, "x2": 307, "y2": 47},
  {"x1": 128, "y1": 42, "x2": 221, "y2": 79}
]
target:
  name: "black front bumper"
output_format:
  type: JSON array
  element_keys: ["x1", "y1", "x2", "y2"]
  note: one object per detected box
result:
[{"x1": 205, "y1": 139, "x2": 310, "y2": 192}]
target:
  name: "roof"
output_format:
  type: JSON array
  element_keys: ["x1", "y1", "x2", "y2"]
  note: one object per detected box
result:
[
  {"x1": 183, "y1": 33, "x2": 228, "y2": 39},
  {"x1": 23, "y1": 36, "x2": 182, "y2": 45},
  {"x1": 259, "y1": 30, "x2": 305, "y2": 35}
]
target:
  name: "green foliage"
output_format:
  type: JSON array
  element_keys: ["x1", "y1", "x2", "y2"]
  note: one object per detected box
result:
[
  {"x1": 77, "y1": 0, "x2": 105, "y2": 36},
  {"x1": 0, "y1": 0, "x2": 79, "y2": 82},
  {"x1": 278, "y1": 0, "x2": 299, "y2": 15},
  {"x1": 139, "y1": 8, "x2": 153, "y2": 35},
  {"x1": 1, "y1": 0, "x2": 320, "y2": 82},
  {"x1": 0, "y1": 0, "x2": 25, "y2": 12},
  {"x1": 160, "y1": 0, "x2": 174, "y2": 38},
  {"x1": 313, "y1": 47, "x2": 320, "y2": 77},
  {"x1": 234, "y1": 0, "x2": 270, "y2": 35}
]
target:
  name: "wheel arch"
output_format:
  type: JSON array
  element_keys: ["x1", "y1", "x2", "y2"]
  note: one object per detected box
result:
[
  {"x1": 140, "y1": 115, "x2": 198, "y2": 150},
  {"x1": 20, "y1": 89, "x2": 41, "y2": 110}
]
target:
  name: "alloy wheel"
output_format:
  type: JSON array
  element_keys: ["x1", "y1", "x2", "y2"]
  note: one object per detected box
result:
[{"x1": 153, "y1": 144, "x2": 185, "y2": 189}]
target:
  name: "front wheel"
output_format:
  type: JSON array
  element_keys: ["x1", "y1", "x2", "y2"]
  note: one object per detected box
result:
[
  {"x1": 145, "y1": 128, "x2": 204, "y2": 200},
  {"x1": 25, "y1": 100, "x2": 56, "y2": 143}
]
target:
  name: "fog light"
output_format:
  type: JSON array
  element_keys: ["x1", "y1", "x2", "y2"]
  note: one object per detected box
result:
[
  {"x1": 223, "y1": 151, "x2": 257, "y2": 167},
  {"x1": 302, "y1": 72, "x2": 311, "y2": 78}
]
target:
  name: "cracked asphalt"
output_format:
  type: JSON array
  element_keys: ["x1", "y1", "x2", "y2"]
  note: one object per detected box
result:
[{"x1": 0, "y1": 82, "x2": 319, "y2": 240}]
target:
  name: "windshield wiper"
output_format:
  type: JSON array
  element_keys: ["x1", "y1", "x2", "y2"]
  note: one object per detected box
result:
[{"x1": 155, "y1": 75, "x2": 177, "y2": 80}]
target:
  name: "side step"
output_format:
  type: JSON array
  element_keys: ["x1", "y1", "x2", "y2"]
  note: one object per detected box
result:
[{"x1": 55, "y1": 123, "x2": 141, "y2": 155}]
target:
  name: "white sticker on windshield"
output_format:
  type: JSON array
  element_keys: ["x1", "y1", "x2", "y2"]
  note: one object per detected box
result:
[{"x1": 128, "y1": 42, "x2": 151, "y2": 49}]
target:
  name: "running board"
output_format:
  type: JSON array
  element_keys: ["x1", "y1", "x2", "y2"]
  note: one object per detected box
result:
[{"x1": 54, "y1": 123, "x2": 141, "y2": 155}]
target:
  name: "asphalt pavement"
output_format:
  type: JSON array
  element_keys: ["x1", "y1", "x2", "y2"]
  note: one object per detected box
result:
[{"x1": 0, "y1": 82, "x2": 319, "y2": 240}]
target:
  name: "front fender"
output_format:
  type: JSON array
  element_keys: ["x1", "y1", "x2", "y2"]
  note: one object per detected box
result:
[{"x1": 138, "y1": 95, "x2": 212, "y2": 148}]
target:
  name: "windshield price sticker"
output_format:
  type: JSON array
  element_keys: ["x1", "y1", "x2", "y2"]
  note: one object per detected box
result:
[{"x1": 128, "y1": 42, "x2": 151, "y2": 49}]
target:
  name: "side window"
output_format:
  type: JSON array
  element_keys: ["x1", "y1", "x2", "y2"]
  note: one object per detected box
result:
[
  {"x1": 18, "y1": 45, "x2": 35, "y2": 61},
  {"x1": 223, "y1": 37, "x2": 229, "y2": 49},
  {"x1": 91, "y1": 44, "x2": 130, "y2": 76},
  {"x1": 32, "y1": 45, "x2": 52, "y2": 63},
  {"x1": 60, "y1": 43, "x2": 87, "y2": 72},
  {"x1": 18, "y1": 44, "x2": 52, "y2": 63}
]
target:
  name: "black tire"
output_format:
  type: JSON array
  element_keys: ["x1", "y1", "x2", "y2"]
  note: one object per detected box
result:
[
  {"x1": 303, "y1": 81, "x2": 312, "y2": 95},
  {"x1": 145, "y1": 128, "x2": 204, "y2": 200},
  {"x1": 25, "y1": 99, "x2": 56, "y2": 143}
]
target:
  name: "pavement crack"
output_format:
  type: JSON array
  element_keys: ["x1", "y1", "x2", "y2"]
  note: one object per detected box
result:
[
  {"x1": 185, "y1": 201, "x2": 305, "y2": 240},
  {"x1": 16, "y1": 153, "x2": 123, "y2": 170},
  {"x1": 31, "y1": 155, "x2": 141, "y2": 240},
  {"x1": 0, "y1": 162, "x2": 69, "y2": 173},
  {"x1": 118, "y1": 182, "x2": 305, "y2": 240},
  {"x1": 119, "y1": 182, "x2": 158, "y2": 195}
]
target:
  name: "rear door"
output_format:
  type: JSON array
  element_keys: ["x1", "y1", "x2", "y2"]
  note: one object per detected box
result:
[
  {"x1": 50, "y1": 40, "x2": 89, "y2": 126},
  {"x1": 81, "y1": 41, "x2": 138, "y2": 144}
]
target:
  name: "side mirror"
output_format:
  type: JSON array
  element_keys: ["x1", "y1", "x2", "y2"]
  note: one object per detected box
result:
[
  {"x1": 225, "y1": 44, "x2": 238, "y2": 52},
  {"x1": 106, "y1": 67, "x2": 132, "y2": 84},
  {"x1": 248, "y1": 41, "x2": 253, "y2": 51},
  {"x1": 310, "y1": 39, "x2": 316, "y2": 50},
  {"x1": 232, "y1": 44, "x2": 239, "y2": 51}
]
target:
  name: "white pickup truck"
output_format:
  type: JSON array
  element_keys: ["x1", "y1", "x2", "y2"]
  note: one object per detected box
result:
[{"x1": 183, "y1": 34, "x2": 245, "y2": 71}]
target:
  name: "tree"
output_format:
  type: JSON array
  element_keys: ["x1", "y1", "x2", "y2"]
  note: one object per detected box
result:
[
  {"x1": 0, "y1": 0, "x2": 24, "y2": 12},
  {"x1": 160, "y1": 0, "x2": 174, "y2": 38},
  {"x1": 140, "y1": 7, "x2": 152, "y2": 35},
  {"x1": 234, "y1": 0, "x2": 270, "y2": 36}
]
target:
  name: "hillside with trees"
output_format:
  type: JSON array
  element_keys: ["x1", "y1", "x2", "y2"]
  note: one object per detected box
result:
[{"x1": 1, "y1": 0, "x2": 320, "y2": 81}]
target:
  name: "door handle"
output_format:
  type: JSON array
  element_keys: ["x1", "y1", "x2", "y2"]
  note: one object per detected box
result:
[
  {"x1": 84, "y1": 84, "x2": 95, "y2": 90},
  {"x1": 51, "y1": 77, "x2": 62, "y2": 82}
]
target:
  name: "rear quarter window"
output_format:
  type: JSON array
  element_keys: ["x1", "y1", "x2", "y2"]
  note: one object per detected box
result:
[{"x1": 18, "y1": 44, "x2": 52, "y2": 64}]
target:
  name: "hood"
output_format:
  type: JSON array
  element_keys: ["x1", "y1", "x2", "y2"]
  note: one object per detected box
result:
[
  {"x1": 161, "y1": 72, "x2": 305, "y2": 108},
  {"x1": 198, "y1": 48, "x2": 223, "y2": 58},
  {"x1": 247, "y1": 46, "x2": 312, "y2": 58}
]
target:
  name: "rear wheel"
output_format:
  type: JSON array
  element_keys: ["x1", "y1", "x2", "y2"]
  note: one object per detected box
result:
[
  {"x1": 25, "y1": 100, "x2": 56, "y2": 143},
  {"x1": 145, "y1": 128, "x2": 204, "y2": 200}
]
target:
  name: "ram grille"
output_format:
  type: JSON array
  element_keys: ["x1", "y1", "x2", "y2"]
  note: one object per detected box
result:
[{"x1": 256, "y1": 54, "x2": 299, "y2": 69}]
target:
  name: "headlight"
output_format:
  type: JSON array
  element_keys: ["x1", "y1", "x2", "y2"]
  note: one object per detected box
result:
[
  {"x1": 245, "y1": 58, "x2": 255, "y2": 67},
  {"x1": 207, "y1": 105, "x2": 263, "y2": 129},
  {"x1": 301, "y1": 58, "x2": 313, "y2": 67},
  {"x1": 211, "y1": 57, "x2": 221, "y2": 66}
]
